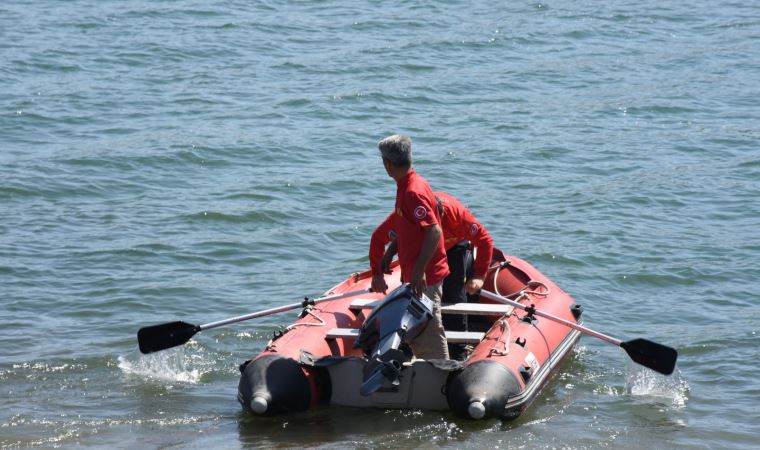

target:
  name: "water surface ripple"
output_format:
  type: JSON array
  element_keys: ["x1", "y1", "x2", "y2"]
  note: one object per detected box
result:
[{"x1": 2, "y1": 0, "x2": 759, "y2": 448}]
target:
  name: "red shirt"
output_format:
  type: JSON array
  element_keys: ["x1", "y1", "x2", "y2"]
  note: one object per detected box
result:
[
  {"x1": 372, "y1": 170, "x2": 449, "y2": 285},
  {"x1": 436, "y1": 192, "x2": 494, "y2": 278},
  {"x1": 370, "y1": 191, "x2": 494, "y2": 279}
]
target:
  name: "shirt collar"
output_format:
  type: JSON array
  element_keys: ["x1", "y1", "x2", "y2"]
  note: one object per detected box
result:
[{"x1": 396, "y1": 168, "x2": 416, "y2": 189}]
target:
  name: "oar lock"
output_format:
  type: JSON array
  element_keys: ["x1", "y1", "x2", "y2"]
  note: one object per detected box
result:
[
  {"x1": 520, "y1": 304, "x2": 538, "y2": 324},
  {"x1": 570, "y1": 304, "x2": 584, "y2": 320},
  {"x1": 299, "y1": 297, "x2": 317, "y2": 318}
]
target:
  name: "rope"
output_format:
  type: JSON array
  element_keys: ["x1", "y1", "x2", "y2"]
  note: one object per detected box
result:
[
  {"x1": 286, "y1": 306, "x2": 326, "y2": 330},
  {"x1": 488, "y1": 318, "x2": 511, "y2": 357},
  {"x1": 491, "y1": 261, "x2": 550, "y2": 300},
  {"x1": 265, "y1": 306, "x2": 327, "y2": 352},
  {"x1": 521, "y1": 280, "x2": 550, "y2": 297},
  {"x1": 532, "y1": 321, "x2": 552, "y2": 362},
  {"x1": 492, "y1": 261, "x2": 510, "y2": 297},
  {"x1": 487, "y1": 263, "x2": 552, "y2": 358}
]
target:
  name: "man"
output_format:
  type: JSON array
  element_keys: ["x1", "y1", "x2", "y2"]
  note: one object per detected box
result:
[
  {"x1": 370, "y1": 191, "x2": 494, "y2": 306},
  {"x1": 372, "y1": 134, "x2": 450, "y2": 360}
]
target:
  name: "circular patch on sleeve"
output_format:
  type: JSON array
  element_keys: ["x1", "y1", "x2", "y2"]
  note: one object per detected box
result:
[
  {"x1": 470, "y1": 223, "x2": 479, "y2": 235},
  {"x1": 414, "y1": 206, "x2": 427, "y2": 220}
]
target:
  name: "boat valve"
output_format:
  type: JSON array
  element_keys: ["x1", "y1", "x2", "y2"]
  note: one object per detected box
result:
[
  {"x1": 468, "y1": 399, "x2": 487, "y2": 419},
  {"x1": 250, "y1": 395, "x2": 268, "y2": 414}
]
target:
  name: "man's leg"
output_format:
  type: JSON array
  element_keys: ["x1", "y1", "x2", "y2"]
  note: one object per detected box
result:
[
  {"x1": 442, "y1": 241, "x2": 470, "y2": 305},
  {"x1": 442, "y1": 241, "x2": 473, "y2": 332},
  {"x1": 409, "y1": 282, "x2": 450, "y2": 360}
]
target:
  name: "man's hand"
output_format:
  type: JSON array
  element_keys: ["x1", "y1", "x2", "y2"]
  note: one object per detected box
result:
[
  {"x1": 371, "y1": 273, "x2": 388, "y2": 294},
  {"x1": 465, "y1": 277, "x2": 484, "y2": 295},
  {"x1": 379, "y1": 253, "x2": 393, "y2": 275},
  {"x1": 410, "y1": 269, "x2": 427, "y2": 299}
]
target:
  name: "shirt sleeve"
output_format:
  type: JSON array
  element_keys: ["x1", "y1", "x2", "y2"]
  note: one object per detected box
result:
[
  {"x1": 404, "y1": 191, "x2": 439, "y2": 228},
  {"x1": 467, "y1": 220, "x2": 494, "y2": 278},
  {"x1": 445, "y1": 198, "x2": 494, "y2": 278},
  {"x1": 369, "y1": 213, "x2": 396, "y2": 275}
]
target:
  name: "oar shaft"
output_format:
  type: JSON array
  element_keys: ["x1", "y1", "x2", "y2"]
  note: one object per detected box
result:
[
  {"x1": 479, "y1": 289, "x2": 622, "y2": 347},
  {"x1": 199, "y1": 288, "x2": 371, "y2": 331}
]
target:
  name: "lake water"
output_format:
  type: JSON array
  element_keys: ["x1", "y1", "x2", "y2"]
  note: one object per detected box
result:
[{"x1": 2, "y1": 0, "x2": 759, "y2": 448}]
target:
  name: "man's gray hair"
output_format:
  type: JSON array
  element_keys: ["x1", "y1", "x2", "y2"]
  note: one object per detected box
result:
[{"x1": 378, "y1": 134, "x2": 412, "y2": 167}]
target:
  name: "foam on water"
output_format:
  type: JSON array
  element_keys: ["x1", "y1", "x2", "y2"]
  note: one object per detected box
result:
[
  {"x1": 625, "y1": 362, "x2": 690, "y2": 408},
  {"x1": 117, "y1": 347, "x2": 203, "y2": 384}
]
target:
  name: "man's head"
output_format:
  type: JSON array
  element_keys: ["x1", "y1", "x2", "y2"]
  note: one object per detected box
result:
[{"x1": 378, "y1": 134, "x2": 412, "y2": 168}]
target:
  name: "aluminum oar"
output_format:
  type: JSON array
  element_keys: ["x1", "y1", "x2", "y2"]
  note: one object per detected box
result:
[
  {"x1": 137, "y1": 288, "x2": 371, "y2": 354},
  {"x1": 480, "y1": 289, "x2": 678, "y2": 375}
]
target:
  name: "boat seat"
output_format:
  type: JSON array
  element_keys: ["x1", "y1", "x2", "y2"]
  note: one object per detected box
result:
[
  {"x1": 349, "y1": 298, "x2": 513, "y2": 316},
  {"x1": 441, "y1": 303, "x2": 513, "y2": 316},
  {"x1": 347, "y1": 298, "x2": 383, "y2": 310},
  {"x1": 325, "y1": 328, "x2": 485, "y2": 344}
]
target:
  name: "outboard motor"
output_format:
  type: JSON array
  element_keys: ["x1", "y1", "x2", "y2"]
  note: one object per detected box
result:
[{"x1": 353, "y1": 284, "x2": 433, "y2": 396}]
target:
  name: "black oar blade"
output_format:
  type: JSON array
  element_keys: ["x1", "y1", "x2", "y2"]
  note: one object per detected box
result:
[
  {"x1": 620, "y1": 338, "x2": 678, "y2": 375},
  {"x1": 137, "y1": 321, "x2": 200, "y2": 354}
]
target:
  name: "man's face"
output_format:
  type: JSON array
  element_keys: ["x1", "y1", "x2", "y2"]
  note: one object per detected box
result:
[{"x1": 382, "y1": 157, "x2": 393, "y2": 177}]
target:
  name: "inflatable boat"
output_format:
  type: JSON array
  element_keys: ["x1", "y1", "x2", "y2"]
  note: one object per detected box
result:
[
  {"x1": 236, "y1": 250, "x2": 584, "y2": 420},
  {"x1": 138, "y1": 247, "x2": 676, "y2": 420},
  {"x1": 137, "y1": 250, "x2": 676, "y2": 419}
]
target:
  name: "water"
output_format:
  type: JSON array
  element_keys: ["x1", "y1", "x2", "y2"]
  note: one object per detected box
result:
[{"x1": 2, "y1": 0, "x2": 759, "y2": 448}]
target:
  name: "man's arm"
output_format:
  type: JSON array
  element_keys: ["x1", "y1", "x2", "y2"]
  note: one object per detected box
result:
[
  {"x1": 381, "y1": 240, "x2": 398, "y2": 274},
  {"x1": 370, "y1": 213, "x2": 396, "y2": 293},
  {"x1": 410, "y1": 223, "x2": 443, "y2": 298},
  {"x1": 369, "y1": 213, "x2": 395, "y2": 274},
  {"x1": 466, "y1": 223, "x2": 494, "y2": 294}
]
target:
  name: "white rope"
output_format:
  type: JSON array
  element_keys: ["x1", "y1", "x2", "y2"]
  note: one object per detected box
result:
[
  {"x1": 265, "y1": 307, "x2": 326, "y2": 352},
  {"x1": 286, "y1": 306, "x2": 326, "y2": 330},
  {"x1": 488, "y1": 318, "x2": 511, "y2": 357},
  {"x1": 486, "y1": 264, "x2": 551, "y2": 358}
]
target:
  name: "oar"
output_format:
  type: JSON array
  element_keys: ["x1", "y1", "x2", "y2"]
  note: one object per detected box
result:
[
  {"x1": 479, "y1": 289, "x2": 678, "y2": 376},
  {"x1": 137, "y1": 288, "x2": 371, "y2": 354}
]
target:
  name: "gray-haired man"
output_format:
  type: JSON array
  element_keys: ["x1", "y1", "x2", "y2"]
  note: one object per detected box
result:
[{"x1": 374, "y1": 134, "x2": 450, "y2": 360}]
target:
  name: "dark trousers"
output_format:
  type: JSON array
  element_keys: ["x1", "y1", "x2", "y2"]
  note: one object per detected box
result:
[{"x1": 442, "y1": 241, "x2": 473, "y2": 331}]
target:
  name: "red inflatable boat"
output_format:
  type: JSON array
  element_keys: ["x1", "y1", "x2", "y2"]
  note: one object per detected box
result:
[{"x1": 237, "y1": 250, "x2": 583, "y2": 420}]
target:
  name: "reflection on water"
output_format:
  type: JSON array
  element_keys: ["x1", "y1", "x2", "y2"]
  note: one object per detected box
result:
[{"x1": 236, "y1": 407, "x2": 480, "y2": 449}]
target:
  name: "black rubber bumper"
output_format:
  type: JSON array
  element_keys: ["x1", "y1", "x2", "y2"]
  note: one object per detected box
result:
[
  {"x1": 238, "y1": 354, "x2": 312, "y2": 415},
  {"x1": 447, "y1": 359, "x2": 522, "y2": 420}
]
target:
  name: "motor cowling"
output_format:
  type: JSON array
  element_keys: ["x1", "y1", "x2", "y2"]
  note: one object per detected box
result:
[{"x1": 353, "y1": 284, "x2": 433, "y2": 396}]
